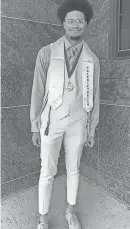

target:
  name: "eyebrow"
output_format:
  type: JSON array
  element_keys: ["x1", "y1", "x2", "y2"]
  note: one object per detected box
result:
[{"x1": 66, "y1": 18, "x2": 85, "y2": 20}]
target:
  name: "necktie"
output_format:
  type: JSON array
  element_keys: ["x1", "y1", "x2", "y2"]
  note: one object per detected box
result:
[{"x1": 67, "y1": 46, "x2": 78, "y2": 71}]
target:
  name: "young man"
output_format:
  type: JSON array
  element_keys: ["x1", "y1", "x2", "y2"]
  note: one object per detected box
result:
[{"x1": 30, "y1": 0, "x2": 100, "y2": 228}]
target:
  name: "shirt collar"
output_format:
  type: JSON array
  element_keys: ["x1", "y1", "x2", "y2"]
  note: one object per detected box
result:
[{"x1": 64, "y1": 36, "x2": 83, "y2": 52}]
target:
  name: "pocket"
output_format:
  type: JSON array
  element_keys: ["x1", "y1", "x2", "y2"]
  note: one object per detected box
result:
[
  {"x1": 38, "y1": 92, "x2": 49, "y2": 117},
  {"x1": 40, "y1": 125, "x2": 52, "y2": 144},
  {"x1": 41, "y1": 134, "x2": 52, "y2": 144},
  {"x1": 40, "y1": 120, "x2": 48, "y2": 132}
]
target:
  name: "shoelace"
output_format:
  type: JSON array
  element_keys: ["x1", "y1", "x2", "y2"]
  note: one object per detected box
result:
[
  {"x1": 38, "y1": 223, "x2": 48, "y2": 229},
  {"x1": 67, "y1": 213, "x2": 78, "y2": 225}
]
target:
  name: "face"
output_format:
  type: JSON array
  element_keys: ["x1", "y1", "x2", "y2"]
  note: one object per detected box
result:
[{"x1": 63, "y1": 11, "x2": 87, "y2": 40}]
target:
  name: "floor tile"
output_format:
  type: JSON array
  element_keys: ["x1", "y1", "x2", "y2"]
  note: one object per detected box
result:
[{"x1": 2, "y1": 175, "x2": 130, "y2": 229}]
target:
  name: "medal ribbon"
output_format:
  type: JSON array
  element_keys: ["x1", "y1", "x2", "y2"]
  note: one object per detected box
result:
[{"x1": 64, "y1": 43, "x2": 83, "y2": 79}]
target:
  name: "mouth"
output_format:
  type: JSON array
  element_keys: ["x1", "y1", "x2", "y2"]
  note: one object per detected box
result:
[{"x1": 70, "y1": 29, "x2": 81, "y2": 32}]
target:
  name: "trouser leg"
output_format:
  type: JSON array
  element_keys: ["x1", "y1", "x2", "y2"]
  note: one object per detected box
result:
[
  {"x1": 38, "y1": 135, "x2": 63, "y2": 215},
  {"x1": 38, "y1": 112, "x2": 68, "y2": 215},
  {"x1": 64, "y1": 116, "x2": 87, "y2": 206}
]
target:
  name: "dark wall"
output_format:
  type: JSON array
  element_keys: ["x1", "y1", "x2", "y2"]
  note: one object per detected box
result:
[
  {"x1": 81, "y1": 0, "x2": 130, "y2": 206},
  {"x1": 1, "y1": 0, "x2": 65, "y2": 198}
]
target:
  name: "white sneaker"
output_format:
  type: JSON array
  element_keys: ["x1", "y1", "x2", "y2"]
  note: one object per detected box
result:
[
  {"x1": 37, "y1": 222, "x2": 48, "y2": 229},
  {"x1": 65, "y1": 212, "x2": 81, "y2": 229}
]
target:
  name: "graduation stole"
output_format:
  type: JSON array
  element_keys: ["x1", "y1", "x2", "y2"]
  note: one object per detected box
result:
[{"x1": 47, "y1": 36, "x2": 94, "y2": 113}]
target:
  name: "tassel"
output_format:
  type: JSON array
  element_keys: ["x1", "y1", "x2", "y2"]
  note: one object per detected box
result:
[
  {"x1": 87, "y1": 112, "x2": 90, "y2": 136},
  {"x1": 44, "y1": 123, "x2": 49, "y2": 136},
  {"x1": 44, "y1": 106, "x2": 51, "y2": 136}
]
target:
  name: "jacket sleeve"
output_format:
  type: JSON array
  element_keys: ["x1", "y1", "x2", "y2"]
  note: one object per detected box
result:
[
  {"x1": 89, "y1": 57, "x2": 100, "y2": 137},
  {"x1": 30, "y1": 46, "x2": 51, "y2": 132}
]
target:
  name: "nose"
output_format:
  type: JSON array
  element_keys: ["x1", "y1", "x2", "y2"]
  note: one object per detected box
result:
[{"x1": 72, "y1": 23, "x2": 79, "y2": 28}]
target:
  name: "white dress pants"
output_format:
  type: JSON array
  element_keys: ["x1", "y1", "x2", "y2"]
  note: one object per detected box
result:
[{"x1": 39, "y1": 112, "x2": 87, "y2": 215}]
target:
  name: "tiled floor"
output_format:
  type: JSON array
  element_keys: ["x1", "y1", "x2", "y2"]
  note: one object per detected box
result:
[{"x1": 1, "y1": 175, "x2": 130, "y2": 229}]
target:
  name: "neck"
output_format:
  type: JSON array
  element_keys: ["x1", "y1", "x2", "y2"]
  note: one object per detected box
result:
[{"x1": 65, "y1": 34, "x2": 83, "y2": 46}]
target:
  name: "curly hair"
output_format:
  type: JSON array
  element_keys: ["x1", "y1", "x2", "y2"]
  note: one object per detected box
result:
[{"x1": 57, "y1": 0, "x2": 93, "y2": 24}]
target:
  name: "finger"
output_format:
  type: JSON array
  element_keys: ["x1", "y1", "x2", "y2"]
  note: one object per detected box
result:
[
  {"x1": 37, "y1": 138, "x2": 41, "y2": 146},
  {"x1": 33, "y1": 140, "x2": 39, "y2": 147},
  {"x1": 88, "y1": 141, "x2": 92, "y2": 147},
  {"x1": 88, "y1": 140, "x2": 91, "y2": 145},
  {"x1": 38, "y1": 139, "x2": 41, "y2": 145},
  {"x1": 84, "y1": 141, "x2": 87, "y2": 146},
  {"x1": 37, "y1": 142, "x2": 41, "y2": 147},
  {"x1": 34, "y1": 143, "x2": 39, "y2": 147}
]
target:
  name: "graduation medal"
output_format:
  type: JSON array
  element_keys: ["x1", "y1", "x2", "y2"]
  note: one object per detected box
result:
[
  {"x1": 66, "y1": 81, "x2": 74, "y2": 91},
  {"x1": 64, "y1": 43, "x2": 83, "y2": 92}
]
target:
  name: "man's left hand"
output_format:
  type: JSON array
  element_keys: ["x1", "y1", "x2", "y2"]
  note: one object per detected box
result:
[{"x1": 85, "y1": 136, "x2": 95, "y2": 148}]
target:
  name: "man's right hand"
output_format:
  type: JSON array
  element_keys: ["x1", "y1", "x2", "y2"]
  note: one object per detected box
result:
[{"x1": 32, "y1": 132, "x2": 41, "y2": 147}]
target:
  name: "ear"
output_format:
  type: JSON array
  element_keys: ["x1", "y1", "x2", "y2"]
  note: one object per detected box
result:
[
  {"x1": 85, "y1": 21, "x2": 88, "y2": 27},
  {"x1": 63, "y1": 21, "x2": 65, "y2": 29}
]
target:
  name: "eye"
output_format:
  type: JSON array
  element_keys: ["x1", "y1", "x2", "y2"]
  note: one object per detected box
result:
[
  {"x1": 78, "y1": 19, "x2": 85, "y2": 24},
  {"x1": 67, "y1": 19, "x2": 73, "y2": 24}
]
